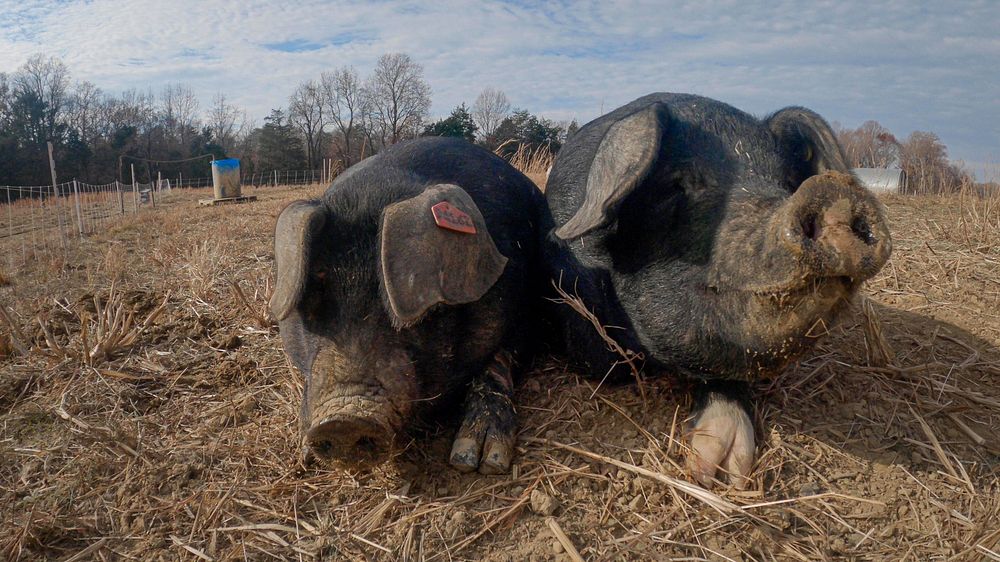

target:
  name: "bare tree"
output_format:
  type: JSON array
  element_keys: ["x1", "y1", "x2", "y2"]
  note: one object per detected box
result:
[
  {"x1": 0, "y1": 72, "x2": 11, "y2": 131},
  {"x1": 13, "y1": 54, "x2": 70, "y2": 141},
  {"x1": 66, "y1": 81, "x2": 103, "y2": 146},
  {"x1": 321, "y1": 66, "x2": 367, "y2": 166},
  {"x1": 160, "y1": 83, "x2": 200, "y2": 146},
  {"x1": 835, "y1": 120, "x2": 900, "y2": 169},
  {"x1": 900, "y1": 131, "x2": 957, "y2": 194},
  {"x1": 288, "y1": 80, "x2": 326, "y2": 169},
  {"x1": 208, "y1": 92, "x2": 247, "y2": 154},
  {"x1": 106, "y1": 88, "x2": 156, "y2": 136},
  {"x1": 366, "y1": 53, "x2": 431, "y2": 147},
  {"x1": 472, "y1": 87, "x2": 511, "y2": 141}
]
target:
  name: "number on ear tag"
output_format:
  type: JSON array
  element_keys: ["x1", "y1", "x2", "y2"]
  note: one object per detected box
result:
[{"x1": 431, "y1": 201, "x2": 477, "y2": 234}]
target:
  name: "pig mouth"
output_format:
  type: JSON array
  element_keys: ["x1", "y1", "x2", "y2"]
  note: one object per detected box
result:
[
  {"x1": 746, "y1": 275, "x2": 857, "y2": 313},
  {"x1": 306, "y1": 413, "x2": 395, "y2": 466},
  {"x1": 304, "y1": 392, "x2": 405, "y2": 467},
  {"x1": 751, "y1": 274, "x2": 854, "y2": 297}
]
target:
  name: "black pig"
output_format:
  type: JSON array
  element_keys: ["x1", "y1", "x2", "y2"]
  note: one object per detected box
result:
[
  {"x1": 543, "y1": 93, "x2": 891, "y2": 487},
  {"x1": 271, "y1": 137, "x2": 544, "y2": 474}
]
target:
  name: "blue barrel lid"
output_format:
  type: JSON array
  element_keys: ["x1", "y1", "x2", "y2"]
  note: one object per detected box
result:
[{"x1": 211, "y1": 158, "x2": 240, "y2": 171}]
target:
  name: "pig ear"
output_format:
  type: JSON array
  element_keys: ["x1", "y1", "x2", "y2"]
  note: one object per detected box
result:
[
  {"x1": 270, "y1": 200, "x2": 327, "y2": 321},
  {"x1": 556, "y1": 103, "x2": 667, "y2": 240},
  {"x1": 766, "y1": 107, "x2": 851, "y2": 187},
  {"x1": 380, "y1": 184, "x2": 508, "y2": 327}
]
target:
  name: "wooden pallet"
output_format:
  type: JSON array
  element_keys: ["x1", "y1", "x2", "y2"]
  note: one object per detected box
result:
[{"x1": 198, "y1": 195, "x2": 258, "y2": 206}]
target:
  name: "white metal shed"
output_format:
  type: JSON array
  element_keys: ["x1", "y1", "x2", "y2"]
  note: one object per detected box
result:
[{"x1": 852, "y1": 168, "x2": 905, "y2": 193}]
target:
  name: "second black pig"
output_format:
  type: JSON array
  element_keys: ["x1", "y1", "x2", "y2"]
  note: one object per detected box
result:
[
  {"x1": 544, "y1": 93, "x2": 892, "y2": 487},
  {"x1": 271, "y1": 137, "x2": 544, "y2": 474}
]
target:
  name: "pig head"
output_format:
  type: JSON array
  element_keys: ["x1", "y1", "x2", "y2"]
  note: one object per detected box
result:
[{"x1": 270, "y1": 183, "x2": 507, "y2": 465}]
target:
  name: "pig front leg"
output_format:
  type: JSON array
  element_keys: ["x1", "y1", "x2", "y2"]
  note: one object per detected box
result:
[
  {"x1": 686, "y1": 380, "x2": 756, "y2": 489},
  {"x1": 449, "y1": 350, "x2": 517, "y2": 475}
]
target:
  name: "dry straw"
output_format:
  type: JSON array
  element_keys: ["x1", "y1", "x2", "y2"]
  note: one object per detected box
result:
[{"x1": 1, "y1": 179, "x2": 999, "y2": 560}]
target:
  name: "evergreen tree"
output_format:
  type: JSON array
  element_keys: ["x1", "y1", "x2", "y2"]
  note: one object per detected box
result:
[
  {"x1": 491, "y1": 109, "x2": 563, "y2": 156},
  {"x1": 422, "y1": 104, "x2": 477, "y2": 142},
  {"x1": 256, "y1": 109, "x2": 306, "y2": 170}
]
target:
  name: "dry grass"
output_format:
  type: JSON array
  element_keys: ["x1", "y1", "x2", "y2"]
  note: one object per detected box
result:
[
  {"x1": 496, "y1": 142, "x2": 555, "y2": 191},
  {"x1": 0, "y1": 182, "x2": 999, "y2": 561}
]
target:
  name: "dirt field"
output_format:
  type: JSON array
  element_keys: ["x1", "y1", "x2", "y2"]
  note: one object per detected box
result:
[{"x1": 1, "y1": 182, "x2": 998, "y2": 561}]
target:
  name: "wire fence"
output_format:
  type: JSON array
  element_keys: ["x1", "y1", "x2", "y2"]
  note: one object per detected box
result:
[
  {"x1": 1, "y1": 167, "x2": 330, "y2": 274},
  {"x1": 172, "y1": 168, "x2": 330, "y2": 189}
]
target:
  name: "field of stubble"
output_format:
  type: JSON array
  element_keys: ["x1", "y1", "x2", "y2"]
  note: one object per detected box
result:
[{"x1": 1, "y1": 180, "x2": 998, "y2": 561}]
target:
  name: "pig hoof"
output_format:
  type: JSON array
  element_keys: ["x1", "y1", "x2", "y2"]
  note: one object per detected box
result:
[
  {"x1": 449, "y1": 417, "x2": 516, "y2": 475},
  {"x1": 686, "y1": 395, "x2": 755, "y2": 489},
  {"x1": 450, "y1": 351, "x2": 518, "y2": 474}
]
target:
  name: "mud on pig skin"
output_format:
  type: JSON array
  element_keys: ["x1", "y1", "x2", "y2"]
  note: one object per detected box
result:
[
  {"x1": 543, "y1": 93, "x2": 891, "y2": 488},
  {"x1": 271, "y1": 137, "x2": 545, "y2": 474}
]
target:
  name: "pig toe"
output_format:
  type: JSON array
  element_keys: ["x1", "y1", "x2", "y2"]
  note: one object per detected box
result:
[
  {"x1": 477, "y1": 429, "x2": 515, "y2": 475},
  {"x1": 449, "y1": 435, "x2": 484, "y2": 473},
  {"x1": 686, "y1": 396, "x2": 755, "y2": 489}
]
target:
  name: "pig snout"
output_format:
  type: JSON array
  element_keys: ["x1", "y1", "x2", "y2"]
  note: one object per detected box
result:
[
  {"x1": 306, "y1": 412, "x2": 392, "y2": 464},
  {"x1": 303, "y1": 347, "x2": 415, "y2": 466},
  {"x1": 776, "y1": 172, "x2": 891, "y2": 282}
]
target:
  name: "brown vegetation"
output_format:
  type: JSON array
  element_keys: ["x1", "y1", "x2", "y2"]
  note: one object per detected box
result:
[{"x1": 0, "y1": 182, "x2": 998, "y2": 560}]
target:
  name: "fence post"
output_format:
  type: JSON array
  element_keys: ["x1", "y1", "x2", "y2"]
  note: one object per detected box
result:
[
  {"x1": 5, "y1": 187, "x2": 13, "y2": 244},
  {"x1": 274, "y1": 170, "x2": 278, "y2": 187},
  {"x1": 47, "y1": 141, "x2": 69, "y2": 247},
  {"x1": 131, "y1": 164, "x2": 139, "y2": 213},
  {"x1": 72, "y1": 179, "x2": 84, "y2": 236}
]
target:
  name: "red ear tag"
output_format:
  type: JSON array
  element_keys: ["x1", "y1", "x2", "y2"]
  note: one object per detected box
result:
[{"x1": 431, "y1": 201, "x2": 477, "y2": 234}]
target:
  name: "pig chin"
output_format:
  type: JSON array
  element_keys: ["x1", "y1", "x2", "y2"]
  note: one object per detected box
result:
[{"x1": 714, "y1": 273, "x2": 855, "y2": 375}]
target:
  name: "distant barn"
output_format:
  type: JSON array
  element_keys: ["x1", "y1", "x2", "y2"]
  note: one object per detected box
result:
[{"x1": 853, "y1": 168, "x2": 906, "y2": 194}]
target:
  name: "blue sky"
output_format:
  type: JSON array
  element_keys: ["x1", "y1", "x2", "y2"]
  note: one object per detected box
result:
[{"x1": 1, "y1": 0, "x2": 997, "y2": 178}]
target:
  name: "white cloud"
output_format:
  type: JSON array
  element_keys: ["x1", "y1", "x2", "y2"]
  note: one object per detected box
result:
[{"x1": 0, "y1": 0, "x2": 997, "y2": 171}]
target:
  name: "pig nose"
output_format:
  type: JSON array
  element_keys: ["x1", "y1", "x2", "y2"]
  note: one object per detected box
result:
[
  {"x1": 306, "y1": 417, "x2": 391, "y2": 464},
  {"x1": 780, "y1": 172, "x2": 891, "y2": 281},
  {"x1": 798, "y1": 209, "x2": 876, "y2": 246}
]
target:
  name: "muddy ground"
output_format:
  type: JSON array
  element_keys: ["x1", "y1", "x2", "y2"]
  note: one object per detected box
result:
[{"x1": 1, "y1": 184, "x2": 998, "y2": 561}]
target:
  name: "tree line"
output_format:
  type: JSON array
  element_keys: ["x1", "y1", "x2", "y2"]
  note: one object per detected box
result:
[
  {"x1": 0, "y1": 53, "x2": 569, "y2": 194},
  {"x1": 834, "y1": 120, "x2": 974, "y2": 194},
  {"x1": 2, "y1": 52, "x2": 976, "y2": 195}
]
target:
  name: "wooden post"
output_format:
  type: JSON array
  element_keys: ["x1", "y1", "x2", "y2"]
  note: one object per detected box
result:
[
  {"x1": 131, "y1": 164, "x2": 138, "y2": 212},
  {"x1": 5, "y1": 187, "x2": 13, "y2": 244},
  {"x1": 157, "y1": 171, "x2": 162, "y2": 191},
  {"x1": 117, "y1": 181, "x2": 125, "y2": 214},
  {"x1": 274, "y1": 170, "x2": 278, "y2": 187},
  {"x1": 179, "y1": 172, "x2": 183, "y2": 188},
  {"x1": 46, "y1": 141, "x2": 68, "y2": 246},
  {"x1": 72, "y1": 179, "x2": 84, "y2": 236}
]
